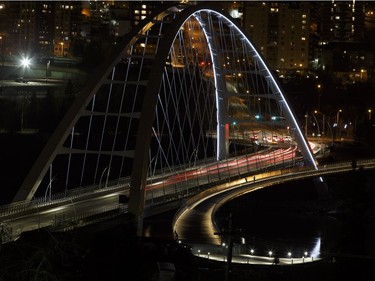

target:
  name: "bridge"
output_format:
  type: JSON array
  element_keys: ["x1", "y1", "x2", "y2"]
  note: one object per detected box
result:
[{"x1": 0, "y1": 3, "x2": 362, "y2": 249}]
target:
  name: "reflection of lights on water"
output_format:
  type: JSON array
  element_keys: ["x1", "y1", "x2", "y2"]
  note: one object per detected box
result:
[{"x1": 310, "y1": 237, "x2": 321, "y2": 258}]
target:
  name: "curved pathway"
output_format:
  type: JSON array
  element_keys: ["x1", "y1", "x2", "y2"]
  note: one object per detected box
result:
[{"x1": 172, "y1": 160, "x2": 375, "y2": 264}]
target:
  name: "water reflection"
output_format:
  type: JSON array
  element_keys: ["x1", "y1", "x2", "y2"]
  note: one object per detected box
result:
[{"x1": 214, "y1": 178, "x2": 342, "y2": 259}]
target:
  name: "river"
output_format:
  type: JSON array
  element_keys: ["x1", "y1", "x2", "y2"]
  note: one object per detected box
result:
[{"x1": 214, "y1": 169, "x2": 375, "y2": 260}]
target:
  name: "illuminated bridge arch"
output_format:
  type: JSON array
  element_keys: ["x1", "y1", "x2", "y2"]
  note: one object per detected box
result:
[{"x1": 13, "y1": 3, "x2": 317, "y2": 231}]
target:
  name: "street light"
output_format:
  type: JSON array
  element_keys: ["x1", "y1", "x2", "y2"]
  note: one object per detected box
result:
[
  {"x1": 305, "y1": 112, "x2": 308, "y2": 138},
  {"x1": 20, "y1": 56, "x2": 31, "y2": 80},
  {"x1": 60, "y1": 42, "x2": 64, "y2": 56},
  {"x1": 336, "y1": 109, "x2": 342, "y2": 140},
  {"x1": 317, "y1": 84, "x2": 322, "y2": 110},
  {"x1": 20, "y1": 56, "x2": 31, "y2": 68},
  {"x1": 314, "y1": 110, "x2": 325, "y2": 136},
  {"x1": 368, "y1": 109, "x2": 372, "y2": 121},
  {"x1": 0, "y1": 35, "x2": 3, "y2": 66},
  {"x1": 311, "y1": 112, "x2": 321, "y2": 139}
]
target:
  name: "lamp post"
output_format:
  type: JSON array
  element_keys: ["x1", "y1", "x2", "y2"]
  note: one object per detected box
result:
[
  {"x1": 314, "y1": 110, "x2": 325, "y2": 137},
  {"x1": 336, "y1": 109, "x2": 342, "y2": 140},
  {"x1": 368, "y1": 109, "x2": 372, "y2": 121},
  {"x1": 305, "y1": 112, "x2": 308, "y2": 138},
  {"x1": 60, "y1": 42, "x2": 64, "y2": 56},
  {"x1": 311, "y1": 112, "x2": 321, "y2": 139},
  {"x1": 46, "y1": 60, "x2": 50, "y2": 79},
  {"x1": 0, "y1": 35, "x2": 3, "y2": 66},
  {"x1": 303, "y1": 251, "x2": 308, "y2": 263},
  {"x1": 317, "y1": 84, "x2": 322, "y2": 111}
]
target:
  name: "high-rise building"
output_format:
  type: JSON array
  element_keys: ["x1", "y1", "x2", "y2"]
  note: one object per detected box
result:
[
  {"x1": 0, "y1": 1, "x2": 83, "y2": 58},
  {"x1": 53, "y1": 1, "x2": 83, "y2": 57},
  {"x1": 330, "y1": 0, "x2": 365, "y2": 42},
  {"x1": 309, "y1": 1, "x2": 366, "y2": 70},
  {"x1": 36, "y1": 2, "x2": 55, "y2": 57},
  {"x1": 243, "y1": 2, "x2": 310, "y2": 73},
  {"x1": 129, "y1": 1, "x2": 159, "y2": 27}
]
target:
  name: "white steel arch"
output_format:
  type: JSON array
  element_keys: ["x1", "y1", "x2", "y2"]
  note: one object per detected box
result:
[{"x1": 12, "y1": 4, "x2": 317, "y2": 234}]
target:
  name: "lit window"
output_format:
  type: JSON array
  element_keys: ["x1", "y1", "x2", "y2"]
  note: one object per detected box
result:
[
  {"x1": 141, "y1": 10, "x2": 146, "y2": 15},
  {"x1": 134, "y1": 10, "x2": 139, "y2": 14},
  {"x1": 142, "y1": 5, "x2": 146, "y2": 9}
]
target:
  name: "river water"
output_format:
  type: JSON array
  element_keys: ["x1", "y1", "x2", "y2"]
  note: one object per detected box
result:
[{"x1": 214, "y1": 170, "x2": 375, "y2": 260}]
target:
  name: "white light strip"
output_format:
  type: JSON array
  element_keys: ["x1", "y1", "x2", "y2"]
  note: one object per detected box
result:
[{"x1": 193, "y1": 12, "x2": 221, "y2": 161}]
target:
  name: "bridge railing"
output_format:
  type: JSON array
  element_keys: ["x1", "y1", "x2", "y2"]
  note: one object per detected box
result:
[
  {"x1": 2, "y1": 157, "x2": 374, "y2": 225},
  {"x1": 0, "y1": 177, "x2": 131, "y2": 219}
]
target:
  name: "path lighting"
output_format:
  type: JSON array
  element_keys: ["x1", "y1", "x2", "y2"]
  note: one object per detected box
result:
[
  {"x1": 268, "y1": 251, "x2": 273, "y2": 257},
  {"x1": 250, "y1": 249, "x2": 254, "y2": 255},
  {"x1": 303, "y1": 251, "x2": 308, "y2": 263},
  {"x1": 288, "y1": 252, "x2": 293, "y2": 264},
  {"x1": 368, "y1": 109, "x2": 372, "y2": 120},
  {"x1": 198, "y1": 249, "x2": 200, "y2": 257},
  {"x1": 207, "y1": 252, "x2": 210, "y2": 259}
]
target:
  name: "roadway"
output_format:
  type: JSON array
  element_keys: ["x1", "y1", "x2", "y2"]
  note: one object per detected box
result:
[
  {"x1": 0, "y1": 142, "x2": 349, "y2": 244},
  {"x1": 0, "y1": 146, "x2": 299, "y2": 243}
]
